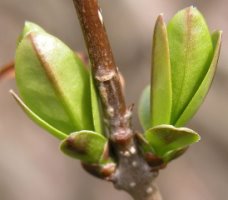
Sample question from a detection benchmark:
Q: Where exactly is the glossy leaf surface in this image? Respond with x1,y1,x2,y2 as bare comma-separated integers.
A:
60,131,107,164
16,29,93,134
175,31,222,126
168,7,213,125
151,14,172,126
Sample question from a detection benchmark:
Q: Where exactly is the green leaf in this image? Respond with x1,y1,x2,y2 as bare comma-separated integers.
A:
138,85,151,130
90,71,104,135
15,29,93,134
175,31,222,126
151,14,172,126
144,125,200,159
60,131,108,164
10,90,67,140
167,7,213,125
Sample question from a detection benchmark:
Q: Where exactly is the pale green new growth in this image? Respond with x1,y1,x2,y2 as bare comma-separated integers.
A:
14,22,105,138
60,131,108,164
138,7,221,161
10,90,67,140
139,7,221,130
151,14,172,127
168,7,214,125
13,22,106,165
11,7,221,170
144,125,200,162
175,30,222,126
16,32,92,133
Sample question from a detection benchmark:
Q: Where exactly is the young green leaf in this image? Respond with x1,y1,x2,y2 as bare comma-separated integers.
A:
138,85,151,130
60,131,108,164
144,125,200,159
15,30,93,134
90,71,104,135
151,14,172,127
10,90,67,140
167,7,213,125
175,31,222,126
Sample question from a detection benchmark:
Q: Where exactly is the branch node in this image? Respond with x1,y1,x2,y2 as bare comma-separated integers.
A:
94,67,115,82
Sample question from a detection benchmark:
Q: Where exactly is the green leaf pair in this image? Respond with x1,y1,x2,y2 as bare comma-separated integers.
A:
12,22,108,164
139,7,222,129
138,7,222,162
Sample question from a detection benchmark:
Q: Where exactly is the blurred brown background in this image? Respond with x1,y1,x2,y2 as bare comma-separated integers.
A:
0,0,228,200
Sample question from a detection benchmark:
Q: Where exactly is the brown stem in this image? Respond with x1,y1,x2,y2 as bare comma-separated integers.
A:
72,0,128,138
72,1,162,199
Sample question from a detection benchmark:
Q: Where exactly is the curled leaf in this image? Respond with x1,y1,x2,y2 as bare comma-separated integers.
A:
144,125,200,162
60,131,108,164
15,24,93,134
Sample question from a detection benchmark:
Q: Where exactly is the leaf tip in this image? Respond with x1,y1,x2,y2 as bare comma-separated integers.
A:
217,30,223,39
9,89,19,101
182,5,201,18
187,5,197,11
189,5,197,9
158,13,164,18
156,13,165,26
9,89,14,94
